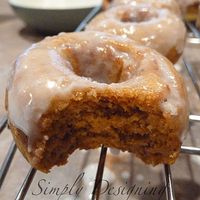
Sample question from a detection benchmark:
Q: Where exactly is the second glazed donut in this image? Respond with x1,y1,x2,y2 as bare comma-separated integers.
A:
103,0,181,16
87,4,186,63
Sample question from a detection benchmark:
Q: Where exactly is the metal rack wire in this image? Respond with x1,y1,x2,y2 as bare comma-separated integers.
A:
0,6,200,200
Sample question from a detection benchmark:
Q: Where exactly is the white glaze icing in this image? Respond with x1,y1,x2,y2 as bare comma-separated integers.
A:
86,4,186,58
7,31,188,143
109,0,181,15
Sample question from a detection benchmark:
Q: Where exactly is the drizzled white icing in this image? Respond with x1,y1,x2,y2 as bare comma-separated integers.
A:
86,4,186,59
7,31,188,141
109,0,181,15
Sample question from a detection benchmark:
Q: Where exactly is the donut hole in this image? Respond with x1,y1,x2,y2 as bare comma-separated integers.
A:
120,8,158,23
77,62,123,84
70,46,130,84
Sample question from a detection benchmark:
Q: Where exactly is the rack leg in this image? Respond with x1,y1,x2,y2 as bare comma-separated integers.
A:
164,164,176,200
0,141,16,189
91,145,107,200
15,167,36,200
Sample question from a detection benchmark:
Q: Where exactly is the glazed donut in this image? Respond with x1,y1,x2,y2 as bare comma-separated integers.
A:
176,0,200,21
103,0,181,16
7,31,188,172
86,4,186,63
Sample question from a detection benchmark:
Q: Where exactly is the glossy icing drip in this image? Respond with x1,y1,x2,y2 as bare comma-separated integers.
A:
109,0,181,15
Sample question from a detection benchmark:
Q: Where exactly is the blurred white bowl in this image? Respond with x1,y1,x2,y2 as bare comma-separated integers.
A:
9,0,102,34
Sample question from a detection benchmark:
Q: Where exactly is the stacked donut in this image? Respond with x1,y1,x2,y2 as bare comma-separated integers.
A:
89,0,186,63
104,0,200,22
7,0,189,172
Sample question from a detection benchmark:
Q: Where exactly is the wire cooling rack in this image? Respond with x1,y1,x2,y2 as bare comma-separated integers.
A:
1,6,200,200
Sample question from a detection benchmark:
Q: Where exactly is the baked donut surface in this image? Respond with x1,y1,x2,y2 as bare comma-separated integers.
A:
86,4,186,63
103,0,181,15
7,31,188,172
